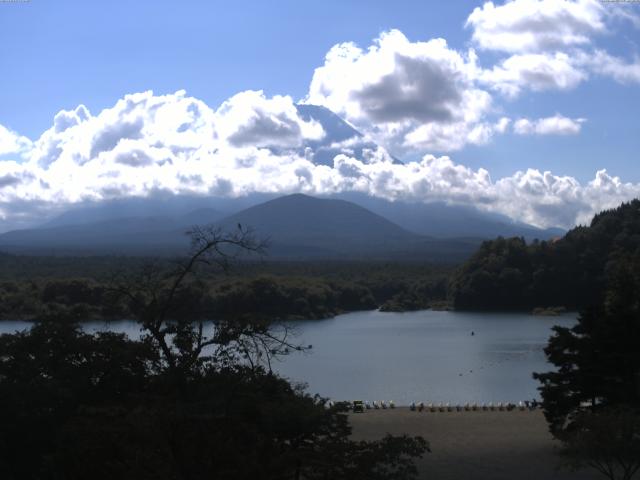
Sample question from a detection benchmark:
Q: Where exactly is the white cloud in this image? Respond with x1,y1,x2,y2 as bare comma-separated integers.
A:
493,168,640,227
0,90,635,232
576,49,640,84
217,90,324,148
466,0,640,94
466,0,606,53
479,52,587,97
494,117,511,133
305,30,495,153
0,124,32,157
513,114,585,135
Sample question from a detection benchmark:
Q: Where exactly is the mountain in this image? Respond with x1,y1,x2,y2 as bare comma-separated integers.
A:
0,203,230,255
0,194,481,261
38,195,243,230
215,193,422,258
32,192,562,244
334,193,564,240
0,216,187,255
0,105,563,243
293,104,403,166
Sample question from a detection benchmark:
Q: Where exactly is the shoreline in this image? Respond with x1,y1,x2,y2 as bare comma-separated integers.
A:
349,408,600,480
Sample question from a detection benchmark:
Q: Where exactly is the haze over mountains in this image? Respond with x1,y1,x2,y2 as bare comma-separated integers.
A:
0,193,562,261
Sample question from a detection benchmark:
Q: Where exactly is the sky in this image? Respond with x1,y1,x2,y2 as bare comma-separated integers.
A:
0,0,639,231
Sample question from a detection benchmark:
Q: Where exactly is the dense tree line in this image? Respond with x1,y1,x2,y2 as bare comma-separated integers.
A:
449,199,640,311
0,264,451,322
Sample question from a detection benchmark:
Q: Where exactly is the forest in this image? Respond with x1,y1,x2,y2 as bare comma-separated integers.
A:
449,200,640,311
0,256,451,322
3,200,640,322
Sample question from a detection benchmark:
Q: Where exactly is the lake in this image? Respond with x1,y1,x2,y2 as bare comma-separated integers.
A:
0,309,575,405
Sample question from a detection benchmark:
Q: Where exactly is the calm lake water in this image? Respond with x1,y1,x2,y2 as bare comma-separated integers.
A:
0,310,576,405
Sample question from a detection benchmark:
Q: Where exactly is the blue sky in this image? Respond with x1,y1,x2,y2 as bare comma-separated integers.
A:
2,1,473,135
0,0,639,230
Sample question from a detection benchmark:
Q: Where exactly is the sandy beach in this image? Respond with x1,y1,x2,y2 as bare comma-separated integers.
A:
350,408,600,480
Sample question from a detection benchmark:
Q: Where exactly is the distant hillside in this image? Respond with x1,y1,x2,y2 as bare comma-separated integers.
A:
336,193,564,240
0,194,481,262
1,190,568,262
216,194,418,256
449,199,640,310
215,194,482,261
38,195,242,230
0,216,188,255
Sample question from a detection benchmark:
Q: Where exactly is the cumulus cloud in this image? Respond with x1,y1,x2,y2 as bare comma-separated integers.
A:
465,0,640,97
218,90,324,148
479,52,587,97
576,50,640,84
493,168,640,228
466,0,606,53
305,30,495,153
513,115,585,135
0,89,636,232
0,124,32,157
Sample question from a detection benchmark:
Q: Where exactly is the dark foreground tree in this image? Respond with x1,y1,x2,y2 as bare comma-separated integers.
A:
0,225,428,479
560,407,640,480
534,254,640,479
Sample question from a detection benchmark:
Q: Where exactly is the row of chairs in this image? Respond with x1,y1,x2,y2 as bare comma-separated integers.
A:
367,400,395,410
410,401,538,412
326,400,395,411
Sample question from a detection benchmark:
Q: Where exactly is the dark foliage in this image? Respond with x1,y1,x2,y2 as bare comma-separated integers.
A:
0,321,158,479
534,253,640,479
0,260,452,322
534,253,640,433
450,199,640,310
560,407,640,480
0,227,429,479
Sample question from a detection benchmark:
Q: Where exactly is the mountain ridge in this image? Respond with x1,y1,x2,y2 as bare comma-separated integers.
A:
0,194,483,261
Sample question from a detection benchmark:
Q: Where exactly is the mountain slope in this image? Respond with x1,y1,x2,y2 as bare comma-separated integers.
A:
294,104,403,166
0,217,187,255
215,193,422,257
336,193,564,240
0,194,481,261
215,194,482,261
